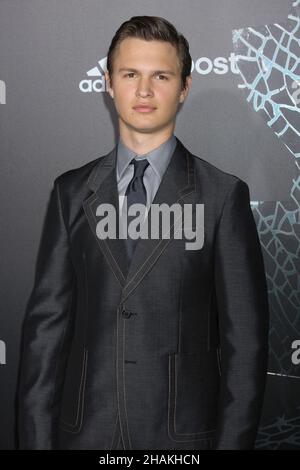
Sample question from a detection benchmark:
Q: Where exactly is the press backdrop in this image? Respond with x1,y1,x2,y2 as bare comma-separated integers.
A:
0,0,299,450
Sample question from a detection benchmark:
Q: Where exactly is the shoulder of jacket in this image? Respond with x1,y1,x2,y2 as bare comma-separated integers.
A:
189,151,249,191
52,152,107,188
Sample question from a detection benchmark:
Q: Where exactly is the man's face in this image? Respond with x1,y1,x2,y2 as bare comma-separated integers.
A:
105,37,192,135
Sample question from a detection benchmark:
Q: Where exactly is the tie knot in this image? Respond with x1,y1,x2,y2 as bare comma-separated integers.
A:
131,158,150,178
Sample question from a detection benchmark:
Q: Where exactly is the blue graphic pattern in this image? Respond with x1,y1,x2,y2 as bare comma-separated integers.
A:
232,0,300,448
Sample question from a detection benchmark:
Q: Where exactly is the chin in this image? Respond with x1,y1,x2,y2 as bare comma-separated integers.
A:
125,121,161,133
131,126,158,133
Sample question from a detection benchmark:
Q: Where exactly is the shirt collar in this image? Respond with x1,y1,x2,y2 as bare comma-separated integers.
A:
116,134,177,182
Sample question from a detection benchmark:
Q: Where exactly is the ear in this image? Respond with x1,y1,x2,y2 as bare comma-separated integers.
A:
179,75,192,103
105,72,114,99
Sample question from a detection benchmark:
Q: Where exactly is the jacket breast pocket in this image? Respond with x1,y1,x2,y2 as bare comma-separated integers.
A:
59,347,88,434
168,351,219,442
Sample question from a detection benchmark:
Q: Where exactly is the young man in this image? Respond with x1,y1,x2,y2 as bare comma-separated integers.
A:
17,16,269,450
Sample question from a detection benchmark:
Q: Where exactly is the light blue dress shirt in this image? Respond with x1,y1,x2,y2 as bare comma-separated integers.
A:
116,134,177,241
116,134,177,214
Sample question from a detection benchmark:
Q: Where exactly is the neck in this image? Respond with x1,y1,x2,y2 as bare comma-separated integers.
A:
119,126,175,155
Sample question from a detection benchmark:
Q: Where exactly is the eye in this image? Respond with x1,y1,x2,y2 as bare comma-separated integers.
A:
156,75,168,80
124,72,135,78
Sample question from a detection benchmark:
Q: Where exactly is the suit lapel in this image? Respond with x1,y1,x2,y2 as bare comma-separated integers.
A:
82,137,197,298
83,146,129,287
122,137,197,301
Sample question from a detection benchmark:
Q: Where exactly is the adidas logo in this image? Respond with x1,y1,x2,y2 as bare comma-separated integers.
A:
79,57,108,93
0,80,6,104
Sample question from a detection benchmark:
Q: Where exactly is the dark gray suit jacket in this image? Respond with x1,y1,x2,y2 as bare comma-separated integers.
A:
17,137,269,450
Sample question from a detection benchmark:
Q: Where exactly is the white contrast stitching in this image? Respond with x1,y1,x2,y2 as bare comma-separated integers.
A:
60,348,88,433
122,318,132,448
167,354,216,442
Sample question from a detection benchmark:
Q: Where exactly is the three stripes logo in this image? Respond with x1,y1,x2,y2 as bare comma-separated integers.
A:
79,57,108,93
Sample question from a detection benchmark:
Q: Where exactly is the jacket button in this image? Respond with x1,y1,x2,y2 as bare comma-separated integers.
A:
121,310,136,319
121,310,131,319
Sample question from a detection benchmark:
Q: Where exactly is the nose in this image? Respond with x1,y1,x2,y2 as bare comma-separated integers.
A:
135,76,154,98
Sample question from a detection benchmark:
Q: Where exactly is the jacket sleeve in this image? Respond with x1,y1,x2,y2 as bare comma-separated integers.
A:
17,177,76,449
214,179,269,449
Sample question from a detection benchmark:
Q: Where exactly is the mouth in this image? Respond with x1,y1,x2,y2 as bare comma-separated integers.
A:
133,106,156,113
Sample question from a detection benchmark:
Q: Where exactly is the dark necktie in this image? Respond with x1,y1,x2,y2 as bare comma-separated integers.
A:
124,158,150,261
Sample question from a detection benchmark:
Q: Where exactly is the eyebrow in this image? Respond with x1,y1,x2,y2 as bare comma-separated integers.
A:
118,67,176,76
